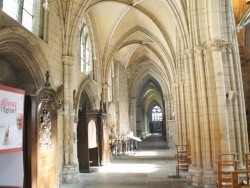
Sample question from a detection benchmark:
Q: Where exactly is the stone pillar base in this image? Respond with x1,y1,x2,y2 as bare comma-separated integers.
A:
62,163,79,184
187,165,203,187
203,167,217,188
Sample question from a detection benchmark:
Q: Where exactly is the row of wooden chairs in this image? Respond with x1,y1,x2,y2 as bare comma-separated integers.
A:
175,141,191,176
217,153,250,188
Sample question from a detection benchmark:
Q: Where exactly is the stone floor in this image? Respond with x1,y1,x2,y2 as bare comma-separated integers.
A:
61,134,193,188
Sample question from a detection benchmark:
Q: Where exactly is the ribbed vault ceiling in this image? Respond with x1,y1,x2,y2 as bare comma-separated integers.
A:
81,0,184,111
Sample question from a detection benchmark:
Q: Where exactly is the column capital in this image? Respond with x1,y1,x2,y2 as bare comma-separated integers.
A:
62,56,76,66
194,44,205,54
163,95,172,101
102,83,109,89
184,49,194,57
205,39,227,51
173,81,185,87
226,42,234,53
131,98,137,103
42,2,50,12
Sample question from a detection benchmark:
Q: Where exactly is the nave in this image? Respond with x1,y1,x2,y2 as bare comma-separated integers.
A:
61,134,192,188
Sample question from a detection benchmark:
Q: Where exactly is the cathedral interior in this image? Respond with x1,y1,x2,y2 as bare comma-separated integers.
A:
1,0,250,187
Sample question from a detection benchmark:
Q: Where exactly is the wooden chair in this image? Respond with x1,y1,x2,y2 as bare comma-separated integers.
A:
231,170,250,188
176,144,189,176
186,140,191,165
242,153,250,186
216,153,238,188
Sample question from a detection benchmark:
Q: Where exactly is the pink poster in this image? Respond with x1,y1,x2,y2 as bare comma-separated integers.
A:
0,85,25,154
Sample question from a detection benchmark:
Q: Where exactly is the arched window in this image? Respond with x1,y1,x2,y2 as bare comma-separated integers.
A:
79,25,92,74
1,0,42,36
152,106,162,121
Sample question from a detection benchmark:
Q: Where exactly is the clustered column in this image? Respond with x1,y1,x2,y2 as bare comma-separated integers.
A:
62,56,79,183
185,49,203,186
206,40,230,155
130,98,137,135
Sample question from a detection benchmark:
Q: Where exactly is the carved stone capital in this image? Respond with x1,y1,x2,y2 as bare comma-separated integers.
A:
194,44,205,54
42,1,50,12
102,83,109,90
226,42,234,53
206,39,227,51
163,95,172,101
184,49,194,57
131,98,137,104
62,56,76,66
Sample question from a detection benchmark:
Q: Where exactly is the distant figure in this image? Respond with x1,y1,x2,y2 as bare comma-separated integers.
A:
4,112,23,146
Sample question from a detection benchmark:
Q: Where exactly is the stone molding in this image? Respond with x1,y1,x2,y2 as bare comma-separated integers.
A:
184,49,194,57
205,39,227,51
163,95,172,101
194,44,205,54
102,83,109,89
131,98,136,103
42,1,50,12
173,81,185,87
62,56,76,66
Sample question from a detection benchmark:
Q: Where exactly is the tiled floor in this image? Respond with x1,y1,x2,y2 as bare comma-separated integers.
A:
61,134,193,188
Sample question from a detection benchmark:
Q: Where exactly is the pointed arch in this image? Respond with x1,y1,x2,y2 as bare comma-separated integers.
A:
75,77,99,114
0,27,50,92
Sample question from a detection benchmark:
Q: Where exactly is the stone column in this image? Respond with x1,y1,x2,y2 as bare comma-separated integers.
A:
206,39,230,155
180,82,187,144
175,81,187,145
188,49,202,166
174,83,181,144
226,44,242,162
42,0,50,42
163,95,170,146
231,18,249,157
102,83,109,104
185,49,203,187
231,44,249,155
195,45,216,186
62,56,79,183
130,98,137,135
184,50,196,164
136,104,141,136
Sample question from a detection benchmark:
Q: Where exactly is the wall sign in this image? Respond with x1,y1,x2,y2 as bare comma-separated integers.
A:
0,85,25,154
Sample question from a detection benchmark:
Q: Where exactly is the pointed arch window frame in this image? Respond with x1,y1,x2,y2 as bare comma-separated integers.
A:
152,105,162,122
79,24,92,75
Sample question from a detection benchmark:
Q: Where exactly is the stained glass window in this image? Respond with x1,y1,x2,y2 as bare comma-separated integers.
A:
152,106,162,121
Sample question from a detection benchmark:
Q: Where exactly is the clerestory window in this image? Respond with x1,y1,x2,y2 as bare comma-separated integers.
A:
0,0,41,36
79,25,92,74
